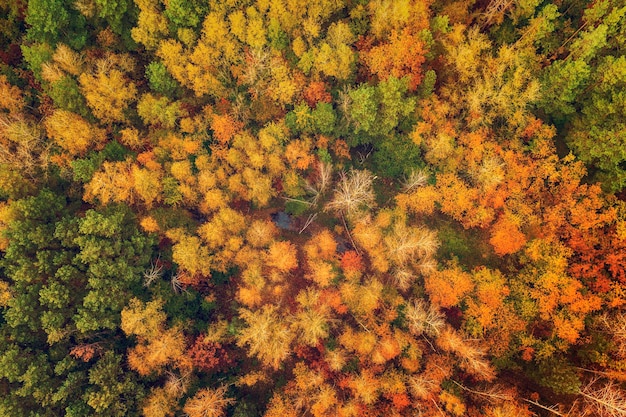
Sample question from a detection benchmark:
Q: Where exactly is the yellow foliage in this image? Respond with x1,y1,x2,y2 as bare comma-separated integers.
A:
246,219,278,248
140,216,160,233
142,387,178,417
236,370,269,387
292,308,329,346
237,306,294,369
170,233,213,276
307,261,335,287
0,281,12,307
119,128,146,150
121,297,166,340
325,348,347,371
264,395,298,417
85,161,135,205
79,59,137,123
132,7,169,50
339,328,376,356
304,230,337,261
132,165,162,208
439,391,466,416
350,370,379,405
52,43,83,76
395,185,438,215
183,386,233,417
199,208,246,249
44,110,106,157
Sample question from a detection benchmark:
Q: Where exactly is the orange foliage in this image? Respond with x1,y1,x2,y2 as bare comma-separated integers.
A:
425,265,474,308
266,241,298,272
390,393,410,410
69,343,102,362
285,139,315,170
188,338,233,373
136,151,162,172
0,74,24,114
362,28,426,91
303,81,332,107
127,327,186,376
340,250,363,273
332,139,351,159
321,289,348,314
489,215,527,256
305,230,337,261
210,112,242,144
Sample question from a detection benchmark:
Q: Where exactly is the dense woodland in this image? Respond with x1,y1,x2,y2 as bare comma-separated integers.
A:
1,0,626,416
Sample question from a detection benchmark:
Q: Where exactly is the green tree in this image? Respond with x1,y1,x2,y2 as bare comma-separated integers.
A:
164,0,206,28
25,0,87,48
146,61,179,97
0,190,153,415
537,0,626,190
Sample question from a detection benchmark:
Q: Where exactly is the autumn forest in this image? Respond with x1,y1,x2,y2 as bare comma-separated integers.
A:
1,0,626,415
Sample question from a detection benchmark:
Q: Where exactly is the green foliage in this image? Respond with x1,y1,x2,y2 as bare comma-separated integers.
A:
83,351,144,416
311,102,337,135
285,199,309,216
25,0,86,48
0,190,151,416
343,77,416,145
286,102,337,136
529,356,581,394
71,141,132,183
268,18,289,50
137,93,183,129
372,133,422,178
48,76,90,117
25,0,70,44
540,60,591,120
536,0,626,190
146,61,179,97
346,84,378,139
417,69,436,98
3,1,626,415
95,0,132,35
20,42,53,82
165,0,206,28
0,0,24,47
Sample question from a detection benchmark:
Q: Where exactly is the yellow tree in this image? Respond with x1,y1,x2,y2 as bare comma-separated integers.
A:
237,305,294,369
44,110,107,157
79,54,138,123
84,160,135,205
183,386,233,417
121,298,187,377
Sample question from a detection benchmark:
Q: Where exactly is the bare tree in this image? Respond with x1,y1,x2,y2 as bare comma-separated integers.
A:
304,161,333,205
325,169,376,218
580,379,626,417
402,169,430,192
143,256,163,287
405,299,445,337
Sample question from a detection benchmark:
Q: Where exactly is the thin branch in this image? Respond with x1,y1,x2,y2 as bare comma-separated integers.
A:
451,380,512,402
299,213,317,234
523,398,567,416
282,196,314,206
340,212,360,255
